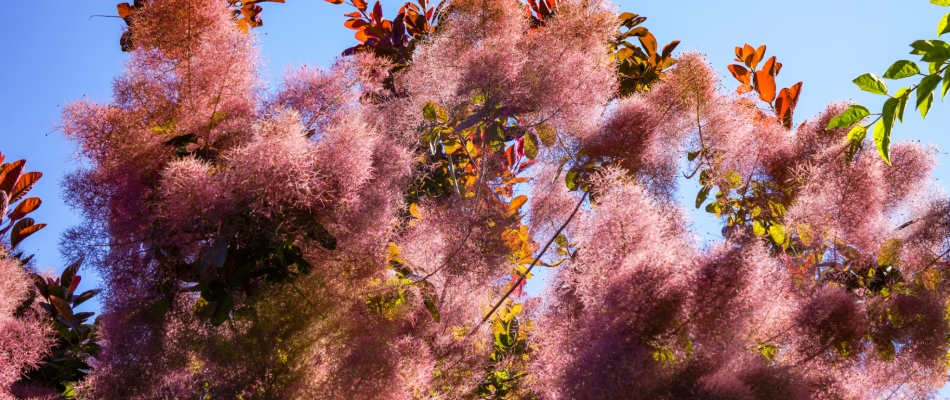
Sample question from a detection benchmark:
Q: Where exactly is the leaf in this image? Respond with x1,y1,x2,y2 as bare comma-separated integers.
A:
943,67,950,100
853,73,889,95
753,220,766,236
49,296,75,327
211,294,234,326
775,82,803,128
409,203,422,219
695,186,711,209
727,64,751,85
940,12,950,36
0,160,25,195
60,258,82,293
921,92,935,119
11,218,45,248
827,105,870,130
9,197,40,221
325,0,345,4
846,125,869,161
917,74,942,112
922,46,950,63
565,170,580,191
71,289,100,308
883,60,921,79
661,40,680,59
933,0,950,5
768,223,786,245
508,195,528,216
353,0,368,12
873,119,891,165
536,123,556,146
637,32,657,56
755,70,776,103
442,137,461,154
523,132,538,159
422,101,448,123
9,172,41,204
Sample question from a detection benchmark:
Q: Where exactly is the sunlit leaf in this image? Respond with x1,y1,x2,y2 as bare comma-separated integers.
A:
9,197,40,221
853,73,888,95
508,195,528,216
827,105,870,130
755,70,776,103
882,60,921,79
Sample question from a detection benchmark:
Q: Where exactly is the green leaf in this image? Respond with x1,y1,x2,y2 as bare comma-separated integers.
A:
687,150,701,161
917,74,943,112
873,119,892,165
939,12,950,36
420,282,440,323
565,170,580,191
921,92,935,119
535,123,556,146
695,186,711,209
211,294,234,326
943,67,950,99
923,46,950,63
523,133,538,159
853,73,888,95
883,60,920,79
895,89,909,123
846,125,868,161
826,105,870,129
933,0,950,5
422,101,448,123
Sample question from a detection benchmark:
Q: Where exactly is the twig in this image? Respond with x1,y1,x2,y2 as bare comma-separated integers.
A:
471,190,588,334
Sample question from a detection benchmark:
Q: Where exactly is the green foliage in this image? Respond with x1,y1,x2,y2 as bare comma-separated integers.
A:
19,259,101,395
831,2,950,163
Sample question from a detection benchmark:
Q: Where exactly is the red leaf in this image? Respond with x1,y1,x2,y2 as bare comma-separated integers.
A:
344,18,368,30
372,1,383,22
0,160,25,195
9,197,41,221
9,172,40,204
353,0,368,11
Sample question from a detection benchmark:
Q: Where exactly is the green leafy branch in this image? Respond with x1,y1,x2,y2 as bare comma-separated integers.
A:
828,0,950,164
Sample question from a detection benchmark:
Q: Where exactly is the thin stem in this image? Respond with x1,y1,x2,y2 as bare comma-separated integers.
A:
472,191,588,333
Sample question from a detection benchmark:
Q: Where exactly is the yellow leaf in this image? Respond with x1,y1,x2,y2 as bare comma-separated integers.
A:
409,203,422,219
508,195,528,216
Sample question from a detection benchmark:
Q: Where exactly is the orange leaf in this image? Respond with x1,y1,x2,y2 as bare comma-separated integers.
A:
742,44,755,68
755,70,776,104
353,0,368,12
734,46,743,62
727,64,750,85
355,26,371,42
236,18,250,34
9,172,40,204
9,198,40,221
508,195,528,216
0,160,25,195
326,0,345,4
774,61,783,77
752,45,766,70
775,82,803,128
344,18,368,30
344,11,362,17
761,56,777,77
661,40,680,59
117,3,134,18
638,32,657,57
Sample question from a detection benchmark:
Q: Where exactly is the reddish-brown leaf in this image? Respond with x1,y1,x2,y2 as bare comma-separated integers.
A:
10,218,45,249
49,296,75,325
775,82,803,128
638,32,658,57
344,11,362,17
755,70,776,103
0,160,25,195
661,40,680,59
727,64,751,85
326,0,346,4
353,0,368,12
117,3,135,18
372,1,382,22
344,18,368,30
68,275,81,296
9,172,41,204
9,198,41,221
355,26,372,42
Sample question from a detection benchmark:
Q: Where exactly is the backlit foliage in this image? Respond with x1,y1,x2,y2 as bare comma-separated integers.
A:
4,0,950,399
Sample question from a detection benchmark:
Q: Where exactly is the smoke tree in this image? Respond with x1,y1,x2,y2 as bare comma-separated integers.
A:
4,0,950,398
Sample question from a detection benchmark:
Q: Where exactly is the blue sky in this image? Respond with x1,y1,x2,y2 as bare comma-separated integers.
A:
3,0,950,393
